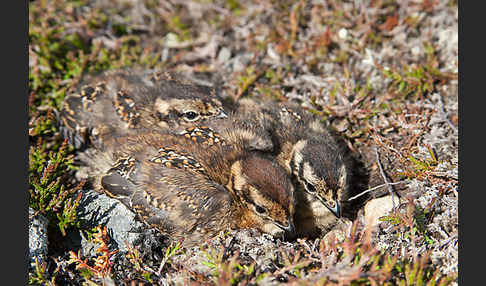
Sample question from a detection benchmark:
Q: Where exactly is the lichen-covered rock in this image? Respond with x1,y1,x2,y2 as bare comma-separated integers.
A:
29,208,49,269
76,189,161,255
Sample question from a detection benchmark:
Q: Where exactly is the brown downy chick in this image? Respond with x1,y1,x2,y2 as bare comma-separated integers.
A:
78,131,296,246
58,68,227,150
230,98,353,238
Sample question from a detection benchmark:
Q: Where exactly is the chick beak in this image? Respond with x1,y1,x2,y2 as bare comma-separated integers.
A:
276,220,295,240
217,110,228,119
321,198,341,218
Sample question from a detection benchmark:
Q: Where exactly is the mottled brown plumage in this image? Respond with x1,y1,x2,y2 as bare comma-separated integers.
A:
59,68,227,150
78,130,296,246
229,98,353,238
58,67,355,240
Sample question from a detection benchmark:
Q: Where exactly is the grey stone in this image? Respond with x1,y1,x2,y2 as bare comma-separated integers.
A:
29,207,49,269
217,47,232,64
76,189,159,254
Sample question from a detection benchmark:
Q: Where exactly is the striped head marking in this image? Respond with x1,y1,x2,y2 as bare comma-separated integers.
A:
153,97,227,128
290,140,349,218
228,155,296,239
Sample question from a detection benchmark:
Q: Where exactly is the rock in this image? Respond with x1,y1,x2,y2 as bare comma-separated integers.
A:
364,195,400,230
217,47,232,63
76,189,161,255
29,208,49,269
321,219,353,249
338,28,348,40
164,32,181,48
266,44,281,62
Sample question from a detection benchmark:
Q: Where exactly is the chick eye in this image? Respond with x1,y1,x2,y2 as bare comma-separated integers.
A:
254,204,266,214
183,111,199,121
304,181,316,193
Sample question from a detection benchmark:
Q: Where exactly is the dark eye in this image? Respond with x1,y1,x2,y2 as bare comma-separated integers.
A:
183,111,199,121
254,204,266,214
304,181,316,193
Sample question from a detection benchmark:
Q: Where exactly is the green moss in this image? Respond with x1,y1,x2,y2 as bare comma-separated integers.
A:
381,44,455,100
